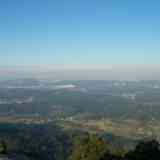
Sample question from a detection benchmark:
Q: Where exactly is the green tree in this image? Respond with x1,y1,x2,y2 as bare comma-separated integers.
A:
125,140,160,160
0,140,7,154
70,134,108,160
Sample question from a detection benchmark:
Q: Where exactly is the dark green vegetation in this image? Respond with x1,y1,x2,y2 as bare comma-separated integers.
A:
0,123,72,160
1,79,160,159
0,124,160,160
70,135,160,160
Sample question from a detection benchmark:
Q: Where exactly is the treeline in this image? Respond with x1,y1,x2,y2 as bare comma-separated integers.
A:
0,124,160,160
0,123,72,160
70,134,160,160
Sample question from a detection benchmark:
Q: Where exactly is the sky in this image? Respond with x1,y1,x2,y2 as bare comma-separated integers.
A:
0,0,160,79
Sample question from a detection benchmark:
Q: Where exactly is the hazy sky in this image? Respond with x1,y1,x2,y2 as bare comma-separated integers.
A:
0,0,160,79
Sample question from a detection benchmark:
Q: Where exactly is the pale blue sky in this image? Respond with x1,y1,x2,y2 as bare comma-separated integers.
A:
0,0,160,79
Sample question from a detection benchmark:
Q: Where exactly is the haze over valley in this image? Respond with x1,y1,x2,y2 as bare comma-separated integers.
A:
1,78,160,141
